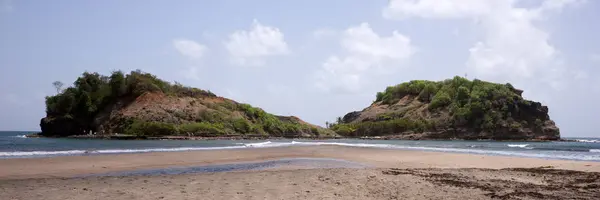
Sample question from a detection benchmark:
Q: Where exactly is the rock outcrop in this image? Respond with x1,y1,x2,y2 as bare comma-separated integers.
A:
39,71,334,138
331,77,560,140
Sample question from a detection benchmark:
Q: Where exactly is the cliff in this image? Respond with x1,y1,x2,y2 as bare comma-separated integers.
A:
40,70,335,138
330,77,560,140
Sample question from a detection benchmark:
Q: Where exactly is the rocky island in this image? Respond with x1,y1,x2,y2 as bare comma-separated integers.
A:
330,76,560,140
39,72,559,141
39,70,335,138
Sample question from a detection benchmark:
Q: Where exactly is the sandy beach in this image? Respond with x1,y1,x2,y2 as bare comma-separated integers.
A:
1,146,599,199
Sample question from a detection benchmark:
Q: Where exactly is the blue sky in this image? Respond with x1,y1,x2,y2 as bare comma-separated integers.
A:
1,0,599,137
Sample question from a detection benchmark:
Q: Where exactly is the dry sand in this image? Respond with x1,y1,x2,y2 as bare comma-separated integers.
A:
1,146,599,200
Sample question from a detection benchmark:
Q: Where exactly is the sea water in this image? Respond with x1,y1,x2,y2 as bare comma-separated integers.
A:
1,131,599,161
83,158,369,177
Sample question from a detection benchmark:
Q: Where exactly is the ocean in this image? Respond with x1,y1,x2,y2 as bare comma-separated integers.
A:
1,131,599,161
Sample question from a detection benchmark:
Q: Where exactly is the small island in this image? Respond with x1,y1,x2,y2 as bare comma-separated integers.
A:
38,72,559,141
39,70,336,139
329,76,560,140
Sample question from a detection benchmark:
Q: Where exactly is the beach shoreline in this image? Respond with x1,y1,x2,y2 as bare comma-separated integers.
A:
1,146,599,200
1,146,599,180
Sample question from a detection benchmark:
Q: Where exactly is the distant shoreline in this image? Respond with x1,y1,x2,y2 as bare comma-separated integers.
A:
25,133,572,142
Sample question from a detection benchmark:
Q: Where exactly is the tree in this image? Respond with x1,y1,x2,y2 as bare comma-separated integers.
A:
109,70,126,97
52,81,64,94
336,117,343,124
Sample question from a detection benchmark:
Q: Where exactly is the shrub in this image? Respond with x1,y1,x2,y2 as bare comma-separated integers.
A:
429,92,451,110
331,124,356,136
232,118,252,133
179,122,226,136
125,121,179,136
334,76,536,136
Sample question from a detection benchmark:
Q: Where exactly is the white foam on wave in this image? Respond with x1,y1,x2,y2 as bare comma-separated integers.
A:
0,146,246,158
576,139,600,143
286,141,600,161
252,141,600,161
11,135,27,138
0,150,87,157
3,140,600,161
243,141,272,147
507,144,529,148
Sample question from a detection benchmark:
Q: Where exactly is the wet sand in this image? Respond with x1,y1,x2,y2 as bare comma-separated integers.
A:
1,146,599,199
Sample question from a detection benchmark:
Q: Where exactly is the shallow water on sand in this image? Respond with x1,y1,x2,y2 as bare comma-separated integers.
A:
83,158,369,177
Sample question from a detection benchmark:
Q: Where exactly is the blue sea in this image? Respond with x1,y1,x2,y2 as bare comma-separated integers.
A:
1,131,599,161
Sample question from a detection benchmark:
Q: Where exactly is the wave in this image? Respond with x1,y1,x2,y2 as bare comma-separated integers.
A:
11,135,27,138
0,146,245,157
0,150,88,157
292,141,600,161
2,141,600,161
576,139,600,143
507,144,529,148
275,141,600,161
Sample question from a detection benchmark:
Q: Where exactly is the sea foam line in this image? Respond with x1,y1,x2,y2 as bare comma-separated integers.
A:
576,139,600,143
2,141,600,161
244,141,600,161
507,144,529,148
0,146,246,157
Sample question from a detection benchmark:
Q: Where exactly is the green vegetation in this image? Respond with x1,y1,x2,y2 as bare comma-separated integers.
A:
44,70,215,135
333,76,548,137
42,70,334,137
115,102,330,137
330,118,436,137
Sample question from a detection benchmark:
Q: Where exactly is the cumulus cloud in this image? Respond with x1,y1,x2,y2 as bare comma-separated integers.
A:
383,0,495,19
172,39,208,80
172,39,207,60
224,19,289,66
314,23,415,92
383,0,579,87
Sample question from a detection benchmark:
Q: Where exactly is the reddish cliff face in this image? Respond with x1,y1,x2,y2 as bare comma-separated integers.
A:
42,92,335,137
40,71,335,138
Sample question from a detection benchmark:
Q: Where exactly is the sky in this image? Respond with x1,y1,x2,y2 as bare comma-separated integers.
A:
0,0,599,137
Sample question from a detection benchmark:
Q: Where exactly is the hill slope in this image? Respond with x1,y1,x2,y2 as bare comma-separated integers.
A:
330,76,559,140
40,70,335,138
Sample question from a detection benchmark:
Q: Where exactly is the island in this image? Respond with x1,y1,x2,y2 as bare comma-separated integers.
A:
38,72,559,141
329,76,560,140
38,70,336,139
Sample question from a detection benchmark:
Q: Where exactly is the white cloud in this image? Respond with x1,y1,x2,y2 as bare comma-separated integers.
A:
224,19,289,66
383,0,579,86
314,23,415,92
172,39,207,60
172,39,208,80
383,0,496,19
